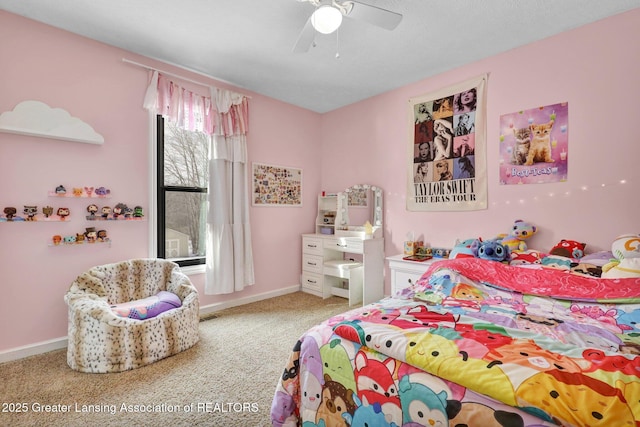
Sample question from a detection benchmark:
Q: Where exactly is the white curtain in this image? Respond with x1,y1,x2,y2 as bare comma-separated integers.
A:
143,72,254,294
205,88,254,294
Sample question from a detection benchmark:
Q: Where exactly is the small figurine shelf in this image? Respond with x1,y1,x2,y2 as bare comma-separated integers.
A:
1,206,71,222
49,239,112,248
48,185,112,198
85,216,145,221
49,227,111,247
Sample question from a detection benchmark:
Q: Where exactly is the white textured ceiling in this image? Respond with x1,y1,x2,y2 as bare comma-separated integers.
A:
1,0,639,113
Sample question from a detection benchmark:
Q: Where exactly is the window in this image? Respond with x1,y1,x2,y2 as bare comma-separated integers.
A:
157,115,209,267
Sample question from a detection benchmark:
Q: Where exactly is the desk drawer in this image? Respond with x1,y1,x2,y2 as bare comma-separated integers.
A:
324,237,363,253
302,236,324,255
301,271,323,293
302,253,324,274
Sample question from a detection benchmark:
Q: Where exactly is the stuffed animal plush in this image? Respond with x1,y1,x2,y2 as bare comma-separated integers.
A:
611,234,640,260
602,258,640,278
510,250,543,266
581,251,615,267
541,254,573,271
549,239,586,259
475,239,510,263
498,220,537,252
570,262,603,278
602,234,640,279
449,238,480,259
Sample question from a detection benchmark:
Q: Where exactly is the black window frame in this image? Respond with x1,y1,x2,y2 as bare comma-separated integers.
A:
156,115,207,268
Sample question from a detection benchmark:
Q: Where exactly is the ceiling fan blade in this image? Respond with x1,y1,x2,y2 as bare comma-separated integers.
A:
346,1,402,30
293,16,316,53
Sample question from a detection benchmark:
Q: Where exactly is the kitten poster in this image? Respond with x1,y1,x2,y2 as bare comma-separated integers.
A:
499,102,568,185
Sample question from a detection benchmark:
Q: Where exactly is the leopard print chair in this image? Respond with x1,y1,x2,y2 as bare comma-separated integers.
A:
65,259,199,373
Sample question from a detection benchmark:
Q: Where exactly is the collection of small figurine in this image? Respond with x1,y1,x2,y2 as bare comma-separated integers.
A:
1,185,144,222
86,202,144,221
50,185,111,198
1,204,144,221
52,227,110,246
1,205,71,222
2,185,143,247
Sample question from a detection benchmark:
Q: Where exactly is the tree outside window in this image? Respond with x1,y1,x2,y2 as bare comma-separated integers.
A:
158,116,208,266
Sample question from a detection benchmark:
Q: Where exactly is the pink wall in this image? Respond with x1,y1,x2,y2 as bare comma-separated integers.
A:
320,9,639,261
1,9,639,357
0,11,322,354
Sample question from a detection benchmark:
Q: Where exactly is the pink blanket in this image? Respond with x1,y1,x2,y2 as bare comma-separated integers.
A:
421,257,640,302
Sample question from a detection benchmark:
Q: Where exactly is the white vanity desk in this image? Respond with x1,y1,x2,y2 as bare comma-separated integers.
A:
301,184,384,306
301,233,384,306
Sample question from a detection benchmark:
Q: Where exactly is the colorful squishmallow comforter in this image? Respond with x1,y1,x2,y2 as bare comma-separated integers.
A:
271,258,640,427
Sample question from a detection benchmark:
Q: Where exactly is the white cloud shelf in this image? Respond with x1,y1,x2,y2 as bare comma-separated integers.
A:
0,100,104,145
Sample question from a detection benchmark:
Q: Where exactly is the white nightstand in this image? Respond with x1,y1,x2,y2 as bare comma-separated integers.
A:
386,254,437,295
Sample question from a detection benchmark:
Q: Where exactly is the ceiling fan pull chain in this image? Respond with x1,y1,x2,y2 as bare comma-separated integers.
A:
335,28,340,58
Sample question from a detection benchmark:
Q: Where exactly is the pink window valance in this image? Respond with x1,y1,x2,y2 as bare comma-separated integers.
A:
214,88,249,137
143,71,249,136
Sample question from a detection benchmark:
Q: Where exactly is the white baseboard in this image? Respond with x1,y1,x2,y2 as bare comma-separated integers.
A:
0,285,301,365
0,337,68,365
198,285,300,317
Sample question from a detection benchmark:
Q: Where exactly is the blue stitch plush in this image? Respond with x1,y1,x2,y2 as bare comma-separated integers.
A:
475,239,511,263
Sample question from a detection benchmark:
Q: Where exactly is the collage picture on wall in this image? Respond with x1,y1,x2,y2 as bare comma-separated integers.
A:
252,162,302,206
407,74,487,211
347,187,368,207
499,102,569,185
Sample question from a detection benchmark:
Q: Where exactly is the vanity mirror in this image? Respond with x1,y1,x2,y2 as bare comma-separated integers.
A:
335,184,383,238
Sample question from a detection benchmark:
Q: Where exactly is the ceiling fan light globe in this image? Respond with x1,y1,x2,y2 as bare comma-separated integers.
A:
311,5,343,34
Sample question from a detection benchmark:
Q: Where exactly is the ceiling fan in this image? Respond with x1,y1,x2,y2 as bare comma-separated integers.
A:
293,0,403,53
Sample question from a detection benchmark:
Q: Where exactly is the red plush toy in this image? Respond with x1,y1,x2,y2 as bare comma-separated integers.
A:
549,239,586,259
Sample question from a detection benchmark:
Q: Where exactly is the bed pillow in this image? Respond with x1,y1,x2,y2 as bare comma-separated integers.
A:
110,291,182,320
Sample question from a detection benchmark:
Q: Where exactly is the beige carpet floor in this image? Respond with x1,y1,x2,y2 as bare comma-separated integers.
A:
0,292,350,427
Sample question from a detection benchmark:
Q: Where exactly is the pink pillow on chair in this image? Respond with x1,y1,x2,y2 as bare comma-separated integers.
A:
110,291,182,320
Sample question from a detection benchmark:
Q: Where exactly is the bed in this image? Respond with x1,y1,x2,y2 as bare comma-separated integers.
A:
270,257,640,427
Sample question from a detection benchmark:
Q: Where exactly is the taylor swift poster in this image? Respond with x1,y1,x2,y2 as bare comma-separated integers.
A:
407,74,488,211
499,102,569,185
